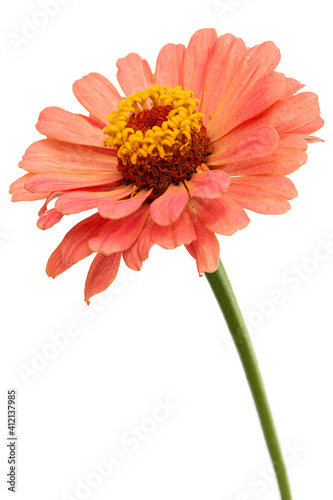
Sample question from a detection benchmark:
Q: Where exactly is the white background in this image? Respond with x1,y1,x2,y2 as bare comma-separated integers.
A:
1,0,332,499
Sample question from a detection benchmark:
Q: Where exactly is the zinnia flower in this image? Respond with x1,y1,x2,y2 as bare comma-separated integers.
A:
10,28,323,303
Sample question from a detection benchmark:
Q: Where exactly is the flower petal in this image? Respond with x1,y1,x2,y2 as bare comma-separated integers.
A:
55,185,132,215
278,92,323,134
220,134,308,176
9,174,49,201
117,53,155,96
98,188,152,219
207,41,282,138
123,218,155,271
36,107,106,146
183,28,218,104
46,244,73,278
208,72,285,140
280,78,305,100
60,213,107,266
228,175,297,214
37,208,63,230
208,126,280,166
200,34,246,120
155,43,186,87
185,170,230,198
20,139,117,174
89,205,150,254
24,171,122,193
185,206,220,275
192,196,250,236
151,208,196,249
84,252,121,304
73,73,122,124
149,183,189,226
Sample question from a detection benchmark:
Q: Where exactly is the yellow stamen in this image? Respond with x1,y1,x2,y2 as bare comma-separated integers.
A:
103,85,203,165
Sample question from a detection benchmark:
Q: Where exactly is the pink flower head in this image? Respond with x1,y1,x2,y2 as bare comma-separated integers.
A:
10,29,324,303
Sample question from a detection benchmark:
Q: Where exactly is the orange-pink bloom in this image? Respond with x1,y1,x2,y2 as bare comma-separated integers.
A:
10,29,324,303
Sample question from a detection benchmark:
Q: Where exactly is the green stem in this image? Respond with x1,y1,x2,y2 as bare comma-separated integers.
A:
205,258,292,500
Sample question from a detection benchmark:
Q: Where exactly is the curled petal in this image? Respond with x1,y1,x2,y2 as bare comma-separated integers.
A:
98,188,152,220
61,213,106,266
89,205,150,255
55,185,132,215
192,196,250,236
151,208,196,249
185,206,220,275
84,252,121,304
185,170,230,199
123,218,155,271
37,208,63,230
150,183,189,226
46,245,73,278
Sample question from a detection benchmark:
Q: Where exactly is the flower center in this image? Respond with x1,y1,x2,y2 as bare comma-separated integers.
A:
103,85,212,199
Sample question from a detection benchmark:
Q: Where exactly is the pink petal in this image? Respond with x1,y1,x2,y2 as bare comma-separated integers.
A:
200,34,246,120
116,53,155,96
286,115,325,136
278,92,322,134
73,73,122,124
280,77,305,100
155,43,186,87
10,174,49,201
208,126,279,166
207,71,285,140
185,170,230,198
220,134,308,176
98,188,152,219
207,41,282,138
37,209,63,230
123,218,155,271
185,206,220,275
55,185,132,215
183,28,218,103
36,107,106,147
228,176,297,214
84,252,121,304
20,139,118,174
61,213,107,266
89,205,150,254
149,183,189,226
192,196,250,236
46,244,72,279
24,171,122,193
151,208,196,249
